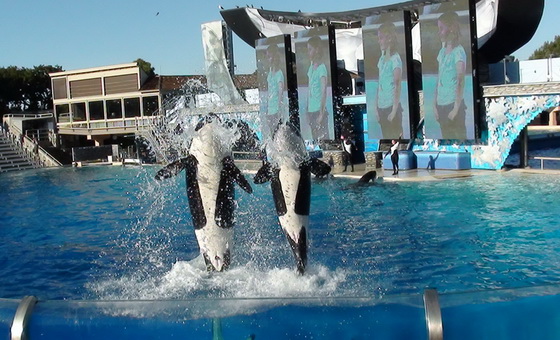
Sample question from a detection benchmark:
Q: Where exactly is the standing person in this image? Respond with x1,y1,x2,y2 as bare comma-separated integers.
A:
386,138,401,175
375,21,403,138
263,44,286,139
341,136,354,172
434,11,467,139
32,136,39,155
306,36,329,141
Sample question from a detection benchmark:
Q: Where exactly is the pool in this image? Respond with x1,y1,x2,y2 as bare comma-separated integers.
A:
1,167,560,338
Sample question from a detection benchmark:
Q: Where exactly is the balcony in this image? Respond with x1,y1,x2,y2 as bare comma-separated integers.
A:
57,116,157,135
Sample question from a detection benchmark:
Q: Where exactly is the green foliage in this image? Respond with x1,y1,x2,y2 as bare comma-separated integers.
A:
0,65,63,115
529,35,560,60
135,58,155,77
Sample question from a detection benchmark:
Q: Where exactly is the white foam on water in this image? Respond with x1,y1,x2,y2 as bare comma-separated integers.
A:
90,255,347,301
88,256,349,319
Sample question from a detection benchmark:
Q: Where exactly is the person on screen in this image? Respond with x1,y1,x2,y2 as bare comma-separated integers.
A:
375,22,403,139
434,11,467,139
306,36,329,141
263,44,286,139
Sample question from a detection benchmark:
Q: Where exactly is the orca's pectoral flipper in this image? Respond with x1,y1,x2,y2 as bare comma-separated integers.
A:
222,156,253,194
308,158,331,178
254,161,273,184
155,157,191,180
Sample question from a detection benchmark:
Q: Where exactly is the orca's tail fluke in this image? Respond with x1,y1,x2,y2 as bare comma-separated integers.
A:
286,227,308,275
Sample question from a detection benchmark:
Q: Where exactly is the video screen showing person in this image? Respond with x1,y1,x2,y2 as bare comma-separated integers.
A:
362,11,412,140
294,27,336,143
420,0,476,140
255,35,292,142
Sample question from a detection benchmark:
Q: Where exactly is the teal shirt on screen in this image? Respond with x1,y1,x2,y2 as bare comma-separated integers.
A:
436,45,466,106
307,63,328,112
377,52,402,109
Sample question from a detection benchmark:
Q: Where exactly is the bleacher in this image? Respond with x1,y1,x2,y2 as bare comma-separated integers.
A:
0,130,38,173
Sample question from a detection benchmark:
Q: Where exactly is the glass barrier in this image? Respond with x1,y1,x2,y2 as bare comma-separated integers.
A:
439,285,560,339
15,296,425,340
2,285,560,339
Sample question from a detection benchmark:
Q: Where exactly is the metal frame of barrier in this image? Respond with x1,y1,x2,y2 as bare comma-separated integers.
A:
10,296,37,340
424,288,444,340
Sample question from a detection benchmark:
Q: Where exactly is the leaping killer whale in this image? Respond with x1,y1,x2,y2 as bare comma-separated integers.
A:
254,122,331,274
155,115,254,272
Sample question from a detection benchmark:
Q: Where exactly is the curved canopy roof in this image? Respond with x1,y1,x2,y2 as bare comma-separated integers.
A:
220,0,544,63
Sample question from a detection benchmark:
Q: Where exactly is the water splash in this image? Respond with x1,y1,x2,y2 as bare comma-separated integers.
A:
139,78,261,164
89,256,347,301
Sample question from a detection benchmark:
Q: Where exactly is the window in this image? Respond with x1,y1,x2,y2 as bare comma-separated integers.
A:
89,101,104,120
52,78,68,100
105,74,138,95
69,78,102,98
71,103,86,121
106,99,122,119
56,104,70,123
142,96,159,116
124,98,141,118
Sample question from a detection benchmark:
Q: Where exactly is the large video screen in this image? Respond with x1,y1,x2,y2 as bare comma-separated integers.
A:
420,0,476,140
294,26,336,142
255,35,294,142
362,11,412,140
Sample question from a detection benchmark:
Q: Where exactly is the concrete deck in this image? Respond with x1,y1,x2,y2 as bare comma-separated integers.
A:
114,159,560,182
327,163,560,182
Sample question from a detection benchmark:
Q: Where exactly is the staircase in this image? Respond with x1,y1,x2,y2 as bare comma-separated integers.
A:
0,131,38,173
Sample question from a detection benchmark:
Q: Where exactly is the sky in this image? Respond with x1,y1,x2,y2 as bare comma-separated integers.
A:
0,0,558,76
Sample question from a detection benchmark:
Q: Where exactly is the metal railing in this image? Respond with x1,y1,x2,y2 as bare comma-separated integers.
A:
57,116,156,135
532,156,560,170
4,112,53,120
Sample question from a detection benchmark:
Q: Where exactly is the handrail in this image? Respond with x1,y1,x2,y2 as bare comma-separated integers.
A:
532,156,560,170
4,112,53,119
58,116,157,132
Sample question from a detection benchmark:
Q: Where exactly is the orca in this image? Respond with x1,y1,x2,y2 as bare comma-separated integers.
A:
155,115,254,272
254,122,331,274
357,170,377,184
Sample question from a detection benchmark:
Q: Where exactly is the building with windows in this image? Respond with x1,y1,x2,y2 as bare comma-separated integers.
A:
49,62,162,150
47,61,258,163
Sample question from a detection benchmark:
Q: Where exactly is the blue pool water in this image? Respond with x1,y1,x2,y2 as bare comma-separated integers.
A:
1,166,560,303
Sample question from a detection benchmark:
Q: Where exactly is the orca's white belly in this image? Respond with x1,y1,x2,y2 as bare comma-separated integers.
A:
277,166,308,243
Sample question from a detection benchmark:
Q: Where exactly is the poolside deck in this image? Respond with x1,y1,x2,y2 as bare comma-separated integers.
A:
329,164,560,182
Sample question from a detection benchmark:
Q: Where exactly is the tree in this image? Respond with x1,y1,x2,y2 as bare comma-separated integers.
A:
0,65,63,116
529,35,560,60
135,58,155,77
